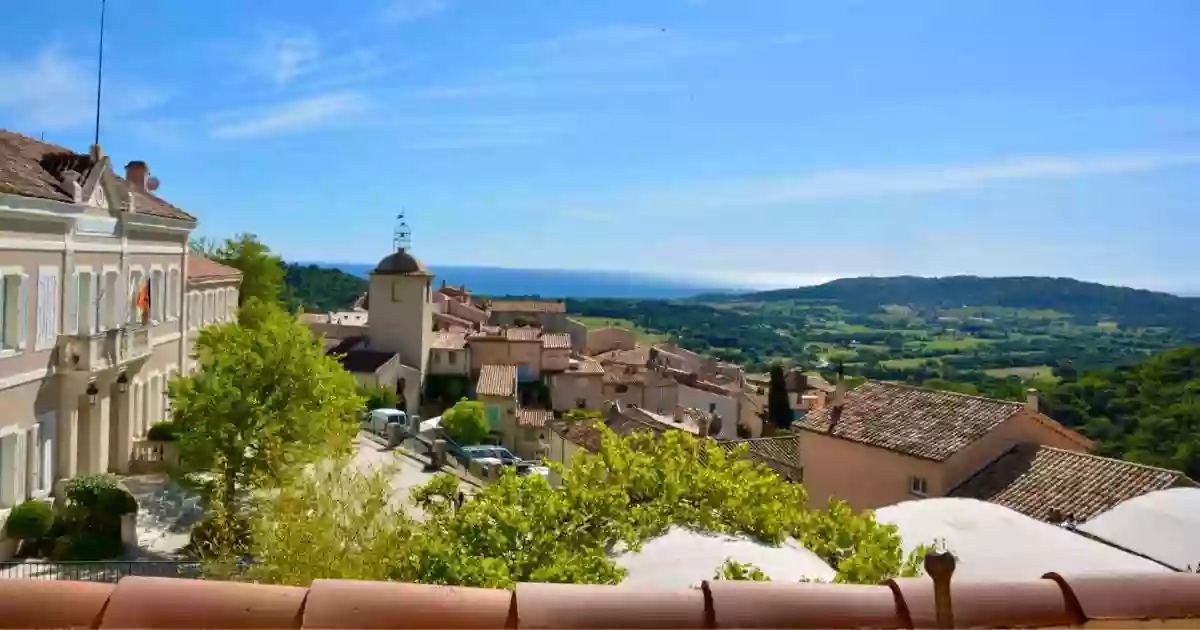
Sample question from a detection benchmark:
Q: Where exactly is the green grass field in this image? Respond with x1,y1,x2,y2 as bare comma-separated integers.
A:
922,336,994,351
983,365,1058,380
881,357,936,369
570,316,670,343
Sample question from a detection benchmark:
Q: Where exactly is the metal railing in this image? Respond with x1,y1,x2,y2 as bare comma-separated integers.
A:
0,560,202,582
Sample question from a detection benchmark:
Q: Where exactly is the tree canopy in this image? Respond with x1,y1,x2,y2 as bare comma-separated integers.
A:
441,399,490,445
208,234,286,308
239,425,927,588
767,364,791,430
168,300,361,512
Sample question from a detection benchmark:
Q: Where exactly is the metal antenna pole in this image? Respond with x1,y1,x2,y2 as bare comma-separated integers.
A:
93,0,107,147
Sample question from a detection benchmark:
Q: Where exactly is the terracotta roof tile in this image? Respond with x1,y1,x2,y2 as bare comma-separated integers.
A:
100,576,307,629
488,299,566,313
515,582,705,629
565,358,605,374
541,332,571,349
477,364,517,397
886,577,1081,629
797,381,1028,461
0,579,114,629
304,579,515,629
949,443,1196,522
505,327,542,342
432,331,468,350
549,411,664,452
436,311,475,329
705,580,904,629
187,254,242,281
518,408,553,428
0,130,196,221
1045,572,1200,621
718,436,803,482
5,571,1200,628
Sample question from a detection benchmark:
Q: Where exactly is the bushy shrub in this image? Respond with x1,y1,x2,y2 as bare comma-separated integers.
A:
64,474,137,525
359,384,397,411
53,532,124,561
4,500,55,541
147,421,180,442
188,513,252,557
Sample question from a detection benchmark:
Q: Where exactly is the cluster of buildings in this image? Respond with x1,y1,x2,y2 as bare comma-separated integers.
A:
306,231,1197,533
0,130,242,557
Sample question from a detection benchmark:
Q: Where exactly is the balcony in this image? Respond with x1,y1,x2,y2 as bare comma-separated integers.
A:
57,326,153,374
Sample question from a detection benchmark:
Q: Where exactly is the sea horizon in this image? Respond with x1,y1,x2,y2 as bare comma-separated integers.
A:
304,262,768,300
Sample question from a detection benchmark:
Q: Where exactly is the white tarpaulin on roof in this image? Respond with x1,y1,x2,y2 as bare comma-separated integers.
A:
1078,487,1200,571
613,527,836,588
875,498,1169,580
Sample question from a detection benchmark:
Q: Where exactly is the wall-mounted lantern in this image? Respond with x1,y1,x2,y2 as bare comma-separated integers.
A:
117,373,129,394
86,383,99,406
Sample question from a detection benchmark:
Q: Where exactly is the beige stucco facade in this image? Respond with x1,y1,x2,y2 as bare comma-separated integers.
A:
797,409,1092,511
479,393,518,448
550,371,604,412
0,153,240,559
469,339,541,379
429,347,469,376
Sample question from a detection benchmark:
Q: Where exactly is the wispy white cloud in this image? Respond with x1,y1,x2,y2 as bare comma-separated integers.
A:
380,0,454,24
652,152,1200,210
246,31,322,87
209,92,368,140
0,45,166,131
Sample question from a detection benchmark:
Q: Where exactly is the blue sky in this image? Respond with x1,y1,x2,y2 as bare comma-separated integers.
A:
2,0,1198,293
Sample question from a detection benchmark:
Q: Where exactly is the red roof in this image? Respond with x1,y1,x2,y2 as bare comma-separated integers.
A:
187,254,242,281
2,572,1199,628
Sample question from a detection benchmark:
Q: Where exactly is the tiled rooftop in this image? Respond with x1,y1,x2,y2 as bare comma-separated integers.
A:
186,254,242,281
505,327,542,342
518,408,553,428
476,364,517,397
332,348,397,374
488,299,566,313
595,345,653,366
0,129,196,222
541,332,571,349
718,435,803,482
565,358,606,374
431,331,468,350
797,381,1084,461
949,443,1197,522
3,572,1200,628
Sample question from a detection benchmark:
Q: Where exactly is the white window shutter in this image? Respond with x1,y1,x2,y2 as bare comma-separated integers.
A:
17,274,28,350
67,271,79,335
90,273,100,333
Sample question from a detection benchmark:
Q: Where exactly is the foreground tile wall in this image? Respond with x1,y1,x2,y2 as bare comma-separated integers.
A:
1,573,1199,629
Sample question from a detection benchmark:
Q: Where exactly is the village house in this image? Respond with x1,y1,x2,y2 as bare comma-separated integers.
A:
792,380,1196,518
0,131,241,558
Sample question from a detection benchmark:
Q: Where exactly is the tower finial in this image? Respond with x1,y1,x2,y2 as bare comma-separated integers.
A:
393,211,411,252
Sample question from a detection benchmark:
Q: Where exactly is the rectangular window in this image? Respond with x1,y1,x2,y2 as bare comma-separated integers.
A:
0,273,25,352
35,266,59,351
127,269,145,325
909,476,929,497
102,269,120,330
151,268,165,323
448,351,457,365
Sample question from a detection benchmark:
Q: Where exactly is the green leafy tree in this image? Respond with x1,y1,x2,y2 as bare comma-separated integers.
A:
714,558,771,581
767,364,792,430
242,424,929,587
168,300,361,516
441,399,490,445
211,233,286,307
359,384,398,411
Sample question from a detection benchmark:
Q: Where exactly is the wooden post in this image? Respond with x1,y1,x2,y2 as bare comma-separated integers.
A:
924,550,957,629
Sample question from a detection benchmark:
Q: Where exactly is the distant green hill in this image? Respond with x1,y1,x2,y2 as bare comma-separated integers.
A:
709,276,1200,334
282,263,367,313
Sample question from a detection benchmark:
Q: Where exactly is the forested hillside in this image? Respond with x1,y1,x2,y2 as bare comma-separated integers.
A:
1041,345,1200,478
715,276,1200,333
282,263,368,313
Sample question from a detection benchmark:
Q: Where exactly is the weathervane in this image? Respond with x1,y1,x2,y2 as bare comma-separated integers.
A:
393,211,412,252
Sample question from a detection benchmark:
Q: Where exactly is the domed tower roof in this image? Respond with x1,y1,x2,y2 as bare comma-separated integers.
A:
373,249,431,276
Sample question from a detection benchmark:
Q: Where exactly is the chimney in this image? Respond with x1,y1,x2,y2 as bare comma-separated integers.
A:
673,404,684,424
60,170,82,202
1025,388,1039,413
125,160,149,192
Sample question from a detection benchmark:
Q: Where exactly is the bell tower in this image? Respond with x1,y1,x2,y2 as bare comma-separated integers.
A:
367,211,433,412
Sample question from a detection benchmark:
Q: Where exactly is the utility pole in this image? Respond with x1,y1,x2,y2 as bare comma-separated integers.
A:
93,0,107,147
